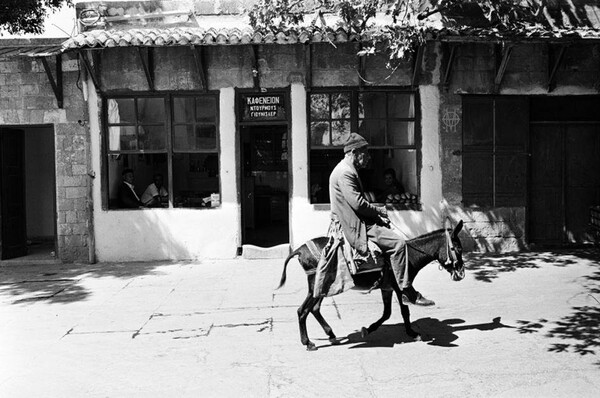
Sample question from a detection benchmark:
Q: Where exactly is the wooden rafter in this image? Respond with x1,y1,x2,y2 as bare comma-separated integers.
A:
304,44,312,90
78,50,101,93
191,45,207,92
442,43,458,90
548,44,568,92
40,54,63,108
357,44,367,88
137,47,154,91
412,45,424,88
251,45,260,89
494,44,513,93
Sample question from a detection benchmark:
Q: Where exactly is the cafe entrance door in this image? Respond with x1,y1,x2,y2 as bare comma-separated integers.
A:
240,125,289,247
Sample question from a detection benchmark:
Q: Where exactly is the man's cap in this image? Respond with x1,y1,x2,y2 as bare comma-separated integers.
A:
343,133,369,153
122,168,134,176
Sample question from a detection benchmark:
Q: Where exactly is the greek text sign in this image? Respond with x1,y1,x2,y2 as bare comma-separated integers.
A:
240,94,286,121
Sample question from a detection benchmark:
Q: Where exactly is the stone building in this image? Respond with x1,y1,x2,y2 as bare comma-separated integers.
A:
0,0,599,263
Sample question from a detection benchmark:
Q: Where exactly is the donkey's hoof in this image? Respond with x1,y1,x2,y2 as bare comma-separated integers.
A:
361,327,369,338
411,333,422,342
329,337,340,345
306,342,317,351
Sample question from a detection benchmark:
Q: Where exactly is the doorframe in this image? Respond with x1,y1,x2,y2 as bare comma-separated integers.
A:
0,124,57,260
234,87,291,250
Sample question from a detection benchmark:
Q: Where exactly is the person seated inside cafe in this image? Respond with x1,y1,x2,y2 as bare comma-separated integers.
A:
118,168,143,208
141,173,169,208
377,168,405,203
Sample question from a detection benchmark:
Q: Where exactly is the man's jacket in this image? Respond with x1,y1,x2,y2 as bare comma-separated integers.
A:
329,157,386,255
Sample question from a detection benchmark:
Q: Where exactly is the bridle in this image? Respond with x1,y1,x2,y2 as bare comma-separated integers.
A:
441,220,465,281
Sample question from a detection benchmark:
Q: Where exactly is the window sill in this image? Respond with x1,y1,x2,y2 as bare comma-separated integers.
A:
311,203,422,212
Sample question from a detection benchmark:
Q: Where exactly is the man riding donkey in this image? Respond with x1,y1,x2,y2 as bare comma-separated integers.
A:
313,132,434,306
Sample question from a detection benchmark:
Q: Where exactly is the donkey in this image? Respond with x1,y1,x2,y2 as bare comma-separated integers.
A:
278,220,465,351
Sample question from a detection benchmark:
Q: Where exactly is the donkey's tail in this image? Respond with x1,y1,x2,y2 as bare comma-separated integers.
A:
277,247,301,289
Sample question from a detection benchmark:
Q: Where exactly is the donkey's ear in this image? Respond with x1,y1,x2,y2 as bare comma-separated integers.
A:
452,220,463,238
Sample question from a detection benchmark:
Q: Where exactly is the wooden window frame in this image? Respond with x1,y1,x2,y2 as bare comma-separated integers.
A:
307,87,421,208
102,91,220,210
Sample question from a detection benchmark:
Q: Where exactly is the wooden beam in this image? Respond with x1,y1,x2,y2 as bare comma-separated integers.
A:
548,44,567,92
412,45,424,88
442,43,458,90
191,46,207,92
78,50,101,93
251,45,260,89
304,44,312,91
357,43,366,88
494,44,513,93
137,47,154,91
40,55,63,108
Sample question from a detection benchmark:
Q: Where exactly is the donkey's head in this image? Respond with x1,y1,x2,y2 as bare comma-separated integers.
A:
439,220,465,282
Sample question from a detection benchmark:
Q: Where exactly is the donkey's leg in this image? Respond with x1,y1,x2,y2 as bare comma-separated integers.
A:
361,288,393,338
310,297,337,343
393,286,420,340
298,292,318,351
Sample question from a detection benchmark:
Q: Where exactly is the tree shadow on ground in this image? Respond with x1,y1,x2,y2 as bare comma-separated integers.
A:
465,247,600,283
0,261,177,305
516,268,600,367
316,316,513,350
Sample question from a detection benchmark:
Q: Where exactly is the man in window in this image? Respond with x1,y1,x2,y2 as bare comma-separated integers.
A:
141,173,168,208
118,168,143,209
329,133,434,306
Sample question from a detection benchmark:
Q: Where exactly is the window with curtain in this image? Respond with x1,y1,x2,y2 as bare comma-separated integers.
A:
309,89,420,209
104,93,219,209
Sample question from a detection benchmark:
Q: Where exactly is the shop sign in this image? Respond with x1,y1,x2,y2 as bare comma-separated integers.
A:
240,93,286,121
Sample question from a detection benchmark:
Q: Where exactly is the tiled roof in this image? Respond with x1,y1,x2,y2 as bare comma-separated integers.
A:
62,23,600,52
62,27,361,50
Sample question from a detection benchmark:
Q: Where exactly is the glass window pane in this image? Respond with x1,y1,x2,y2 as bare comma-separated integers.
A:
331,93,351,119
311,121,330,146
388,93,415,118
173,97,194,122
331,120,351,146
368,148,418,201
137,98,165,123
173,125,193,150
139,125,166,150
173,125,217,151
107,125,136,151
108,98,135,124
107,153,168,209
196,97,216,122
195,125,217,150
172,153,220,208
388,121,415,146
358,120,385,146
310,93,329,119
359,93,386,119
309,149,344,203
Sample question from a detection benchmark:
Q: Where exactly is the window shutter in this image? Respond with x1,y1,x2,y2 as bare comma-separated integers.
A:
462,96,493,206
463,152,493,207
494,97,528,206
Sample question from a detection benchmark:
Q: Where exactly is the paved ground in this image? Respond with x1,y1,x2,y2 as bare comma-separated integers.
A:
1,248,599,397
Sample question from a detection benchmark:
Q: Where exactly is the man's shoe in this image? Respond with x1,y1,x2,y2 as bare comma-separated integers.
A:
401,292,435,306
414,293,435,306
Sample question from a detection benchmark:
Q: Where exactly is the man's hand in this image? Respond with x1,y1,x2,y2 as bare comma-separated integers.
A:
378,206,390,227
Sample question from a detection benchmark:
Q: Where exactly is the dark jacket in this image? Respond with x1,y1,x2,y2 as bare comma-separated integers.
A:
329,157,386,255
117,182,142,208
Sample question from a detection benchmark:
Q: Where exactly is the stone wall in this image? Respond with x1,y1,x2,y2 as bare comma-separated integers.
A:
0,54,91,262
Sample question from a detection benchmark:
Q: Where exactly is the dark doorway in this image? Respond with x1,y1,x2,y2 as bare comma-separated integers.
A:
529,97,600,246
0,126,57,261
241,125,289,247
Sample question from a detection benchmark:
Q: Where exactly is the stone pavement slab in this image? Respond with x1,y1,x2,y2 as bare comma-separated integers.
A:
0,249,599,397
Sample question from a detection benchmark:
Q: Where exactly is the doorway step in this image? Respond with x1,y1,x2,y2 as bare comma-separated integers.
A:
241,243,290,259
